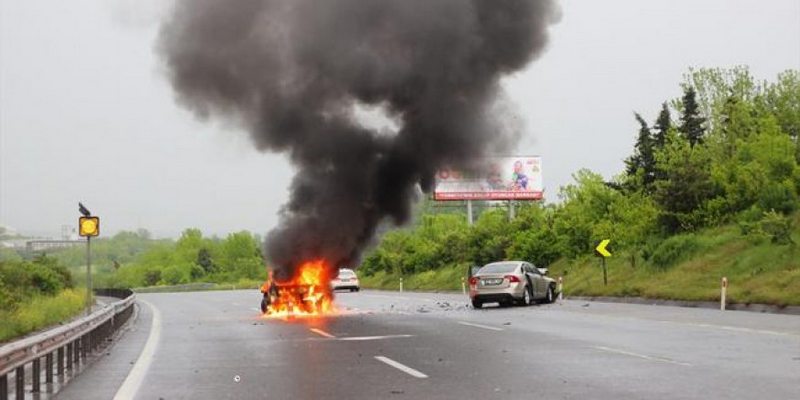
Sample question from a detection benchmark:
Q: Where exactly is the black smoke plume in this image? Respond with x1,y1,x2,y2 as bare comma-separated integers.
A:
158,0,559,279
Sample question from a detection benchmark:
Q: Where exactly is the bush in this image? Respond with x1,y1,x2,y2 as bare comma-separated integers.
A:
759,210,795,244
0,289,86,342
162,265,190,285
650,234,701,269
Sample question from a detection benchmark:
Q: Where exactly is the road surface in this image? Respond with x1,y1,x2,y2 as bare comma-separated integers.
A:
56,290,800,399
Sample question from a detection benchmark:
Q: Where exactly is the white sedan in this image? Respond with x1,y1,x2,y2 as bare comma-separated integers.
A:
331,268,360,292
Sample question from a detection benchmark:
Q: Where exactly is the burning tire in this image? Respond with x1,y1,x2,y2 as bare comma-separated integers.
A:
260,296,269,313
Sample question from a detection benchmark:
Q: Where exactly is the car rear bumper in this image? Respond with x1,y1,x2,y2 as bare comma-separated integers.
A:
472,293,517,303
470,282,525,300
332,284,359,290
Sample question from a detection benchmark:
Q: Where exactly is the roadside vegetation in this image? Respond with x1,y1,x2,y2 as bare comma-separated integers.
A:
37,229,266,289
359,67,800,306
0,255,86,342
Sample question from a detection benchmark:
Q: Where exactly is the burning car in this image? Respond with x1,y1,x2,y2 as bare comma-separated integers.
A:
260,260,335,317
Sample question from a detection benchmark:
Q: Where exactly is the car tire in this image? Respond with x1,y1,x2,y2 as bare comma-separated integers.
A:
545,286,555,304
521,286,532,306
260,297,269,314
471,299,483,309
355,287,360,292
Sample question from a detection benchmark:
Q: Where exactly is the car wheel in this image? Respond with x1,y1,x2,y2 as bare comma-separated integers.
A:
471,299,483,309
355,287,360,292
521,286,532,306
545,286,555,304
260,296,269,314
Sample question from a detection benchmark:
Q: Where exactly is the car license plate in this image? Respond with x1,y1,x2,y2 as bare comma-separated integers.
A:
482,278,502,286
341,279,350,282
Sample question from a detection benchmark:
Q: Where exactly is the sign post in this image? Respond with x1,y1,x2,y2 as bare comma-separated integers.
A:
78,203,100,316
594,239,612,286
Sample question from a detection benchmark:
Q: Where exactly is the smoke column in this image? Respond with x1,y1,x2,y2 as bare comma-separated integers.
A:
158,0,559,279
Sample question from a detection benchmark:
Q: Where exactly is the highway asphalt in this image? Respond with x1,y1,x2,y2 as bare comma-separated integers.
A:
56,290,800,399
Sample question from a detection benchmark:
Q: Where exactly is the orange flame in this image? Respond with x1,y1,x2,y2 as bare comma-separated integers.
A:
261,259,336,318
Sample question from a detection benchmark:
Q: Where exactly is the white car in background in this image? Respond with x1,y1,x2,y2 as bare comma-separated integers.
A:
331,268,360,292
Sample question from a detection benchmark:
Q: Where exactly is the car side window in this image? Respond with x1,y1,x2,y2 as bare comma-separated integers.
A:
528,264,539,275
522,264,532,274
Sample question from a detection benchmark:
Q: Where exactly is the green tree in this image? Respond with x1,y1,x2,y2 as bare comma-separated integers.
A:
679,87,707,147
654,133,718,232
625,113,657,191
653,102,672,150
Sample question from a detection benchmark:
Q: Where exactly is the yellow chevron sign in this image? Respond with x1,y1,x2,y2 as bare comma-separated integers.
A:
595,239,611,257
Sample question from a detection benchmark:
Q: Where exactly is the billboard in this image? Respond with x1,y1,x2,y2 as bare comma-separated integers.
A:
433,156,543,201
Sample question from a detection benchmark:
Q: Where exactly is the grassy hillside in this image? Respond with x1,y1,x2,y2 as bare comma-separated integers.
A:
361,214,800,306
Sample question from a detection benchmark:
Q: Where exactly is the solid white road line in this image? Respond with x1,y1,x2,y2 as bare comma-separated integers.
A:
309,328,336,338
457,321,504,331
374,356,429,378
113,299,162,400
593,346,692,367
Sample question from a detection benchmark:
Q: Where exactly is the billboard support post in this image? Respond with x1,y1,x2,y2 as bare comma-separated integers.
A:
508,201,515,221
466,200,473,225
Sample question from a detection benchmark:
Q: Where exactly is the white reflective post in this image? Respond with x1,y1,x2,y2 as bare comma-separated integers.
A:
557,276,563,301
720,277,728,311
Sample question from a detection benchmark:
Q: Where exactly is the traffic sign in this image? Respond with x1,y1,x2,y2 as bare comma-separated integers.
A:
595,239,611,257
79,216,100,237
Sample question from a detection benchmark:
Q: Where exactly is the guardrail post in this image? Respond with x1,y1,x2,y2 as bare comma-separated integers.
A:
57,347,65,375
46,353,53,384
1,374,7,400
15,367,23,400
32,358,41,393
73,339,80,365
66,343,72,369
82,334,88,359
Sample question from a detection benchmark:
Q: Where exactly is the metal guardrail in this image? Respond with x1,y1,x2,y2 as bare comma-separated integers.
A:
0,289,135,400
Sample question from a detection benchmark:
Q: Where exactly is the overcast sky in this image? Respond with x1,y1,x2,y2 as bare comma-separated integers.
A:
1,0,798,239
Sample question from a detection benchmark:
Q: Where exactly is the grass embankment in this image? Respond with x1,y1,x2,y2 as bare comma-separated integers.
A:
0,289,87,342
556,223,800,306
361,218,800,306
360,264,466,292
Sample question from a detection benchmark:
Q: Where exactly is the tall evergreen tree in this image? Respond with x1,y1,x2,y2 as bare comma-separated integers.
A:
625,113,656,190
653,102,672,149
678,87,706,147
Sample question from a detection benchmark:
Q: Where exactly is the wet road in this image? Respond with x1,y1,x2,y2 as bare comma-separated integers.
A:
56,290,800,399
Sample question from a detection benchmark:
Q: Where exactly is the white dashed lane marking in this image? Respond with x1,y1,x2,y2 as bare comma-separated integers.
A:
374,356,429,378
457,321,504,331
309,328,336,338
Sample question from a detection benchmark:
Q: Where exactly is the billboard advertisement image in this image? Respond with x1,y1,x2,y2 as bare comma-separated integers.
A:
434,156,543,201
